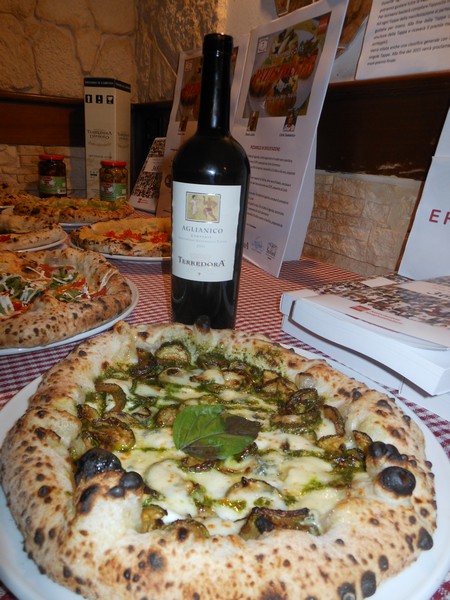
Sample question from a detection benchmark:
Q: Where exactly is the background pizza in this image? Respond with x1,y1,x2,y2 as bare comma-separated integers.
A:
70,216,171,257
10,195,134,224
0,213,66,251
0,247,133,348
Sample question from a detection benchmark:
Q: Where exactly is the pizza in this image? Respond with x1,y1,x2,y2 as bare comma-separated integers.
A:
0,320,436,599
0,247,133,348
0,182,36,206
11,195,134,223
70,217,171,257
0,213,66,251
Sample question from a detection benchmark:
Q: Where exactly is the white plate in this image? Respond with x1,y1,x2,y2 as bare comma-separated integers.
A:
69,240,170,262
0,280,139,356
60,222,93,231
0,349,449,600
101,252,170,263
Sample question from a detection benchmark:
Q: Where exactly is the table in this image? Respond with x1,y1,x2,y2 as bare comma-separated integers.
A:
1,256,449,600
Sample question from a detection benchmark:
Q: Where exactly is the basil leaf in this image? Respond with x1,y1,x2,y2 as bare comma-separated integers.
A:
173,405,260,460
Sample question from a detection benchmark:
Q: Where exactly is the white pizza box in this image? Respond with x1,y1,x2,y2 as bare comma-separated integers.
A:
280,288,450,403
84,78,131,198
280,312,450,422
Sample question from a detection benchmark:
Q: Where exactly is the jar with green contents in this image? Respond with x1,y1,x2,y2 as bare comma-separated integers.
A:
99,161,128,201
38,154,67,198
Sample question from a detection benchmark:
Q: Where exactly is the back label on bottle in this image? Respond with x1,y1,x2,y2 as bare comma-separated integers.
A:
172,182,241,282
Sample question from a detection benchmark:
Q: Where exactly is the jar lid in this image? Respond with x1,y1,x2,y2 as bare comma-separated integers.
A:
101,160,127,167
39,154,65,161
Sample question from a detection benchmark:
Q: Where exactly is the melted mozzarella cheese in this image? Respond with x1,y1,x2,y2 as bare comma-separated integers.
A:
295,487,345,516
256,430,320,452
91,351,365,537
144,459,198,517
280,456,334,495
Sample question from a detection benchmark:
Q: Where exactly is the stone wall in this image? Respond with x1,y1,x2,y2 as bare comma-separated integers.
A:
0,0,138,100
0,0,235,104
303,172,421,276
0,144,86,198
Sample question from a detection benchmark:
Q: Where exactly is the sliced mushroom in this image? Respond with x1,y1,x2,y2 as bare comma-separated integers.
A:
322,404,345,436
129,348,158,378
77,403,100,422
196,352,230,370
95,381,127,412
163,518,210,540
141,504,167,531
270,407,321,432
155,341,191,366
83,416,135,452
279,387,319,415
260,375,297,398
353,430,372,454
154,405,179,427
239,507,319,540
317,434,346,453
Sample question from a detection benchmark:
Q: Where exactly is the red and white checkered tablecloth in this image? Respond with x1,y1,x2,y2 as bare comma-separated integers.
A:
0,257,449,600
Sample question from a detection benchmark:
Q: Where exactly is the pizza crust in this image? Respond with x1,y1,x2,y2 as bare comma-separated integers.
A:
11,196,134,223
0,321,437,599
0,213,65,250
0,248,133,348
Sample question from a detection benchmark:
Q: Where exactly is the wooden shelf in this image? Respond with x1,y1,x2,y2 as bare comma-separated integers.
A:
317,71,450,180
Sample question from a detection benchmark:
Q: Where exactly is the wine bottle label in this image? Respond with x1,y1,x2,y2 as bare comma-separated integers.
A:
172,181,241,282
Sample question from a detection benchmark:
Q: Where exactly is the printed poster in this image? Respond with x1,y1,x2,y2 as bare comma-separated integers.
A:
399,108,450,280
129,137,165,213
356,0,450,79
232,0,348,276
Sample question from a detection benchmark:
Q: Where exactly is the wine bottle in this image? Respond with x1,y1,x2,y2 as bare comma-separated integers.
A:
171,33,250,329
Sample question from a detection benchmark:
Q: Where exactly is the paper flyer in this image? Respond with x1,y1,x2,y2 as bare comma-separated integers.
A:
232,0,348,276
156,36,250,217
356,0,450,80
129,137,166,213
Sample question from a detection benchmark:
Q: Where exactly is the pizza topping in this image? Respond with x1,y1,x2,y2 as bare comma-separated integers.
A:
67,340,388,537
0,261,116,316
173,405,261,460
103,229,169,244
239,506,319,540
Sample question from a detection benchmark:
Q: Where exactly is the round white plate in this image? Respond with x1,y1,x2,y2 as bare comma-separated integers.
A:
0,279,139,356
101,252,170,263
0,347,449,600
60,221,93,231
69,240,170,263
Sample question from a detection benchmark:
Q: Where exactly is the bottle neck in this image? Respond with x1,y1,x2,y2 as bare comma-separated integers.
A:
197,47,232,135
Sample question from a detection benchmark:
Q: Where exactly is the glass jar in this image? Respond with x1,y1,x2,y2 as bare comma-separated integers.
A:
38,154,67,198
99,161,128,201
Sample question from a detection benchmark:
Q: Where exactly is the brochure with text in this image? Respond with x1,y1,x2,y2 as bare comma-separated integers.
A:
300,275,450,348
